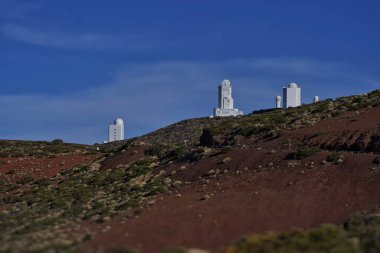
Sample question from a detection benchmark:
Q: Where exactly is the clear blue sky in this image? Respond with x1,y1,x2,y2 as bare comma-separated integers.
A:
1,0,379,144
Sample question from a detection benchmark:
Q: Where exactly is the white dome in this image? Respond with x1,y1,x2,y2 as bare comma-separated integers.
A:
289,83,298,88
114,118,124,125
221,79,231,86
276,96,281,100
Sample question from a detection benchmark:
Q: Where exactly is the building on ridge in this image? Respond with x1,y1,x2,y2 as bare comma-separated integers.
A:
213,79,243,117
108,118,124,142
283,83,301,108
314,96,319,103
275,96,282,109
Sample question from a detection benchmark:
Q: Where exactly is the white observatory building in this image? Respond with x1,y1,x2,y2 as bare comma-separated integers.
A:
275,96,282,109
314,96,320,103
214,79,243,117
108,118,125,142
283,83,301,108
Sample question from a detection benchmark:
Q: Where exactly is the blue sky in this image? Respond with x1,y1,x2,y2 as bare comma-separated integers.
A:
0,0,379,144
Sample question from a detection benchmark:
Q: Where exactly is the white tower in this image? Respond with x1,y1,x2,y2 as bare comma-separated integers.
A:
314,96,319,103
275,96,282,109
214,79,243,117
108,118,124,142
283,83,301,108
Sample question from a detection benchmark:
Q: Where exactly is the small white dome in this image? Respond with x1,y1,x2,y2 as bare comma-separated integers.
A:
221,79,231,86
276,96,281,100
114,118,124,125
289,83,298,88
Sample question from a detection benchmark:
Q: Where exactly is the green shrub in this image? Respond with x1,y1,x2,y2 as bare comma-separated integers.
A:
82,233,92,241
104,246,139,253
129,165,150,178
326,152,344,163
133,158,154,167
332,111,343,117
183,148,205,162
162,146,187,161
310,132,325,138
144,144,166,156
237,126,255,137
200,127,222,146
370,134,380,143
2,195,21,204
6,169,16,175
16,176,34,185
294,146,320,160
221,146,232,154
0,181,19,193
34,178,52,186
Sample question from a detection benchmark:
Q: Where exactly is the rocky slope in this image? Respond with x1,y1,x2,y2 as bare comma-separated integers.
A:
83,105,380,253
0,90,380,253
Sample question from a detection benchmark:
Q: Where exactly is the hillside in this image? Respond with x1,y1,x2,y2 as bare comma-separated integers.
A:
97,117,229,154
0,90,380,253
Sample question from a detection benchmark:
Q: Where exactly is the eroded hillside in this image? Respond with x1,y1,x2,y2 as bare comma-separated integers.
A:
0,90,380,253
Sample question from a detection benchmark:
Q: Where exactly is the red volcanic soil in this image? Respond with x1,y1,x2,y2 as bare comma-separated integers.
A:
275,107,380,152
101,145,147,171
0,154,102,184
81,107,380,253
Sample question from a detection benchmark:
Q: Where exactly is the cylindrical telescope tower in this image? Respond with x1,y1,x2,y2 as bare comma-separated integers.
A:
314,96,319,103
276,96,282,109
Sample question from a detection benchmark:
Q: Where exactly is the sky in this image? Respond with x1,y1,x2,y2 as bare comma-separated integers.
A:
0,0,379,144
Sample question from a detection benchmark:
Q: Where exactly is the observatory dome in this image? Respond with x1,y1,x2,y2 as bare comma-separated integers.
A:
289,83,298,88
276,96,281,100
114,118,124,125
221,79,231,86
